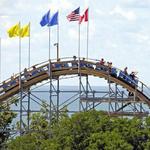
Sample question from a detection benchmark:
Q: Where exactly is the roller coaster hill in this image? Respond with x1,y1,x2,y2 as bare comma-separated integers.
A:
0,56,150,122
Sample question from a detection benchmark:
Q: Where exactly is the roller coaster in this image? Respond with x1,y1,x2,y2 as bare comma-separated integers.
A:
1,57,150,133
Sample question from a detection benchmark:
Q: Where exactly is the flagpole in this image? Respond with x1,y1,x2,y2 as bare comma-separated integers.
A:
27,22,31,131
56,11,60,121
78,23,80,72
48,25,52,126
28,22,31,68
19,22,22,81
86,8,89,60
49,27,51,60
0,37,1,82
57,12,59,60
19,22,21,77
86,8,89,108
78,22,82,111
19,21,23,134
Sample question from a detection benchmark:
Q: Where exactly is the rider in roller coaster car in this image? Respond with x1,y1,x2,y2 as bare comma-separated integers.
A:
122,67,128,80
129,72,138,86
31,66,39,76
61,59,69,69
72,56,78,68
10,75,17,86
110,67,117,77
107,62,112,73
2,81,9,91
118,67,129,82
54,58,62,69
100,58,105,65
128,72,138,96
124,67,128,75
2,75,19,92
24,68,31,80
96,58,107,71
80,58,86,68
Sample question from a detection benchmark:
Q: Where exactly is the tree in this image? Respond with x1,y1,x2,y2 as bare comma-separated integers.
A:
0,104,17,149
87,131,133,150
7,110,150,150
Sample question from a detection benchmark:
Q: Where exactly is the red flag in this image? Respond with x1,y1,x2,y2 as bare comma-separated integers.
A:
84,8,88,22
79,8,88,24
79,15,84,24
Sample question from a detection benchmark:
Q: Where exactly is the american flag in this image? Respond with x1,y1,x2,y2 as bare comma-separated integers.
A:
67,7,80,21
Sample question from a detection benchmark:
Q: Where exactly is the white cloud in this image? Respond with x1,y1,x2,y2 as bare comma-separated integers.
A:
0,0,150,86
46,0,73,12
110,5,137,21
95,9,105,16
68,28,78,40
83,0,90,8
111,43,118,48
129,32,150,43
122,0,150,8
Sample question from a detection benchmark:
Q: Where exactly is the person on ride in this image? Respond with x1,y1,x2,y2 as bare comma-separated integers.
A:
24,68,31,79
107,62,112,73
130,71,136,80
124,67,128,75
72,55,78,67
99,58,105,65
2,81,8,91
10,75,17,86
80,58,86,67
55,58,62,69
96,58,105,70
31,66,39,76
129,71,139,86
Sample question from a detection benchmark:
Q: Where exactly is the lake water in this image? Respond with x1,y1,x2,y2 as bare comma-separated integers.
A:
11,85,150,116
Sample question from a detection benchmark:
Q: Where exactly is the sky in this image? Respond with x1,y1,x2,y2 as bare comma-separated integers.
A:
0,0,150,86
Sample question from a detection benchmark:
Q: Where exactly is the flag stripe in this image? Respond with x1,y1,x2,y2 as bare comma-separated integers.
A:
67,7,80,22
67,14,80,21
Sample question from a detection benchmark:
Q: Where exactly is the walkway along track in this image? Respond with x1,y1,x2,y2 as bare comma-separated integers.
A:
0,58,150,109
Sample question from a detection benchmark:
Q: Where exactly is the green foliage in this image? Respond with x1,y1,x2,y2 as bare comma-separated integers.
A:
87,131,133,150
0,104,17,149
7,110,150,150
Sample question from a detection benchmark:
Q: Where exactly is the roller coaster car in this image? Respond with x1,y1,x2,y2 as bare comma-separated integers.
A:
0,86,4,94
118,71,138,88
55,63,62,69
4,82,19,93
26,70,47,81
86,63,94,69
110,68,117,77
118,71,125,80
95,63,108,72
61,63,70,70
0,83,8,93
52,63,62,71
80,60,87,68
72,61,78,69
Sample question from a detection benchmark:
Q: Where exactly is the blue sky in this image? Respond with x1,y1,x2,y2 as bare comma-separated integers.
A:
0,0,150,86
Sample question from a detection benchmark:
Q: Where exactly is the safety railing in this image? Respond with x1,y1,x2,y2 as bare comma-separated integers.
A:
0,57,149,101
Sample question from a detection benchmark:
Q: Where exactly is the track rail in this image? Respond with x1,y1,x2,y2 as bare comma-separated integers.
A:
0,57,149,106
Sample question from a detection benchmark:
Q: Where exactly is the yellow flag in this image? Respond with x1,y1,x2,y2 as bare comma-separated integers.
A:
20,24,30,38
7,23,20,38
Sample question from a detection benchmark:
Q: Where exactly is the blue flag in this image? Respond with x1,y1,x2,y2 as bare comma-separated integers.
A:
40,10,50,27
48,11,58,26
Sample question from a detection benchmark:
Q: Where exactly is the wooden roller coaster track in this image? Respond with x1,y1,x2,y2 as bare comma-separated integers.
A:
0,58,149,108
